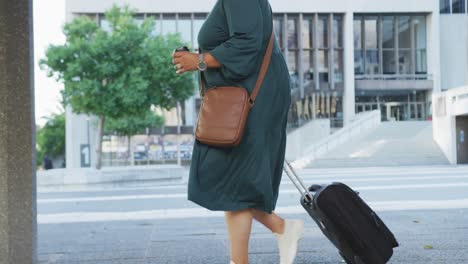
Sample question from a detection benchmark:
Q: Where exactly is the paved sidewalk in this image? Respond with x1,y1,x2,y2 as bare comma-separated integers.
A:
38,208,468,264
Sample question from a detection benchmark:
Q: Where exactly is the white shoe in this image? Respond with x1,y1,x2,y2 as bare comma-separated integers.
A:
274,219,304,264
230,261,235,264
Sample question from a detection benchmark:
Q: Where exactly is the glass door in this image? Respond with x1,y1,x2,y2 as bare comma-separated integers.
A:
386,103,405,121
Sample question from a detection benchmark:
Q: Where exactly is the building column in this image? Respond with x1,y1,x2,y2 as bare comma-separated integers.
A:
427,11,441,93
343,11,356,126
65,108,97,168
0,0,37,263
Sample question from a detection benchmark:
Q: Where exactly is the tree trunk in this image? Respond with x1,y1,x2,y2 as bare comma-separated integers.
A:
130,135,135,166
161,125,166,164
95,115,105,170
127,135,131,166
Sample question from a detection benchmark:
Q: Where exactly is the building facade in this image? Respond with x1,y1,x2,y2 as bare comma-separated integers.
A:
65,0,441,168
432,0,468,164
439,0,468,91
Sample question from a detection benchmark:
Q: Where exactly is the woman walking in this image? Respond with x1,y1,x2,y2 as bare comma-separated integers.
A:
172,0,303,263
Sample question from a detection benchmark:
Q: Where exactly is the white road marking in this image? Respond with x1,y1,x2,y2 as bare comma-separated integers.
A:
37,182,468,204
37,199,468,224
37,170,468,194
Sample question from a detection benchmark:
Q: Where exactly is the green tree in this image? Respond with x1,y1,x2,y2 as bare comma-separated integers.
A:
40,5,193,169
146,33,195,111
105,110,164,165
36,112,66,168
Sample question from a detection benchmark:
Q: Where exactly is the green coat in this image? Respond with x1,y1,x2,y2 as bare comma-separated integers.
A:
188,0,291,214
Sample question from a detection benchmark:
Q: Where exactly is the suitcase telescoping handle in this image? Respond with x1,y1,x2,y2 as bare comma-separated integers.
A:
283,160,313,203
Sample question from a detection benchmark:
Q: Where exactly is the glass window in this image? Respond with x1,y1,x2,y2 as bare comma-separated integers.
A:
333,16,343,48
100,18,112,33
365,16,378,75
414,16,427,74
398,16,411,49
274,17,284,49
318,50,329,83
162,14,176,35
193,15,205,49
440,0,451,13
453,0,466,13
354,17,362,49
383,50,396,74
288,50,298,73
318,15,329,48
288,50,299,89
134,15,145,27
398,50,412,74
177,15,192,44
334,50,344,83
382,16,395,48
287,18,298,49
364,16,378,49
416,50,427,74
303,51,314,81
365,50,379,75
382,16,395,75
414,16,426,49
147,14,160,36
355,50,364,74
302,18,312,49
354,16,363,75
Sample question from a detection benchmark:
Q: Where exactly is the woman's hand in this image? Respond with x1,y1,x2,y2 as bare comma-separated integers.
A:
172,51,199,74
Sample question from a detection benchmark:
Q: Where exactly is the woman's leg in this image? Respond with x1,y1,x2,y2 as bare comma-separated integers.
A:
251,209,304,264
224,209,254,264
250,209,285,234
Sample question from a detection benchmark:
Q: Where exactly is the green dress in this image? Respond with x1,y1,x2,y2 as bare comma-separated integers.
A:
188,0,291,214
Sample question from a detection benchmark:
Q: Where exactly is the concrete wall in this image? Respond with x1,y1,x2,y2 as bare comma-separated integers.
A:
65,107,98,169
433,85,468,164
433,111,456,163
37,165,186,186
440,15,468,91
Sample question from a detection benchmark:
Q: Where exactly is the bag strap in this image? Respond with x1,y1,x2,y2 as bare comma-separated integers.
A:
249,31,274,105
199,15,275,103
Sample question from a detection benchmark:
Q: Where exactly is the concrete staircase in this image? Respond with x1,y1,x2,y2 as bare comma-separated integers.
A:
306,121,449,168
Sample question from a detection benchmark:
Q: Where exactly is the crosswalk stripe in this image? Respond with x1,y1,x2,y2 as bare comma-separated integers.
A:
37,182,468,204
37,171,468,194
37,199,468,224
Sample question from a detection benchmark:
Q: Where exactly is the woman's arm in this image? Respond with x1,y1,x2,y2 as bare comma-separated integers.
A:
172,0,263,78
172,51,221,74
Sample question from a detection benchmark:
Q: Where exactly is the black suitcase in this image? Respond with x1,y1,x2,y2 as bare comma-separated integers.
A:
283,160,399,264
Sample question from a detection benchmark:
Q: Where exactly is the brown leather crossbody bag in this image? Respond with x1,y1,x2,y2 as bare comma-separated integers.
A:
195,30,275,148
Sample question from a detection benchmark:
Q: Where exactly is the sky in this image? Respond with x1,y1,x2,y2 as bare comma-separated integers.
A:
33,0,66,127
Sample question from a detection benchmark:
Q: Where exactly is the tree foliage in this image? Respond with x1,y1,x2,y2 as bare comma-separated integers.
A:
105,110,165,137
146,34,195,110
36,113,66,167
39,5,194,169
